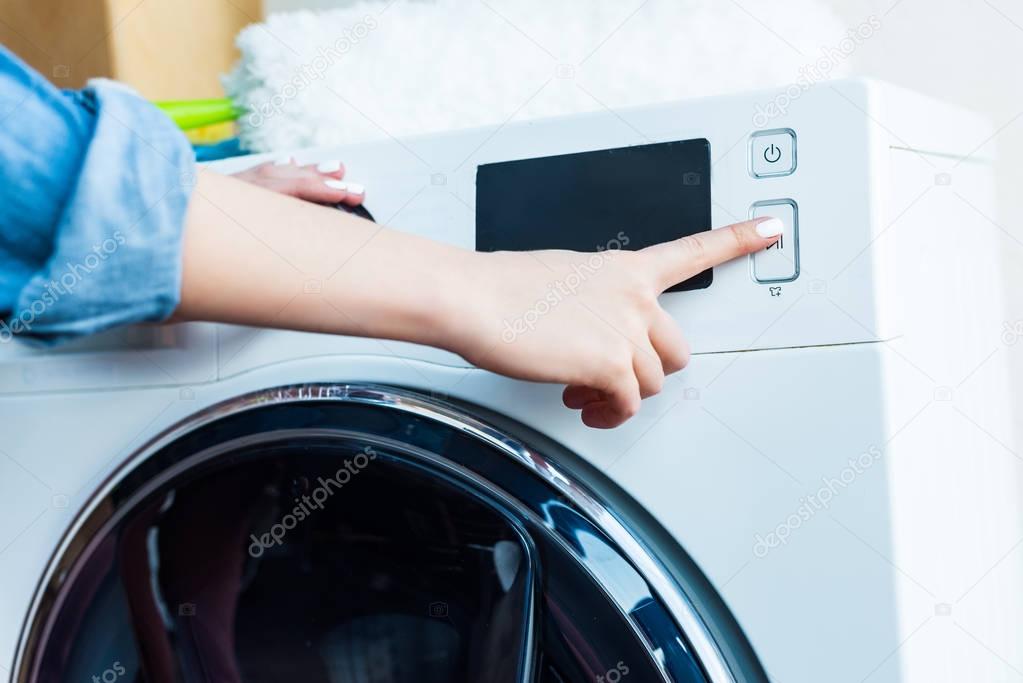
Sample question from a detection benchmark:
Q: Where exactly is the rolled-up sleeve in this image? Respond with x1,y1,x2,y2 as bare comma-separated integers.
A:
0,46,195,345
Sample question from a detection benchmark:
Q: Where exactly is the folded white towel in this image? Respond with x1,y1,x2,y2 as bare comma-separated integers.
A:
225,0,854,153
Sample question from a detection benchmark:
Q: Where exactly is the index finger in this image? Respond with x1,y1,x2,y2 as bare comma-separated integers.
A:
644,217,784,291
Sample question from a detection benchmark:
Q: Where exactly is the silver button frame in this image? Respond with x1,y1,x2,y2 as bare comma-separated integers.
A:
748,128,797,178
748,197,800,283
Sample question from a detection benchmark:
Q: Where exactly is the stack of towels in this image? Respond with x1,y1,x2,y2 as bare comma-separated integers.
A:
224,0,850,153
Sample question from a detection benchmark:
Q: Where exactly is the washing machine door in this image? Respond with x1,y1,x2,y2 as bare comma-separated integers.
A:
14,385,765,683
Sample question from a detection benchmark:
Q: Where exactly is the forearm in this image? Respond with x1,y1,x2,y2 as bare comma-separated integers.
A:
175,169,470,347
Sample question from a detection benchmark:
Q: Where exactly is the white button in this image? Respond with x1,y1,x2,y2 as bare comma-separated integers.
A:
750,129,796,178
750,199,799,282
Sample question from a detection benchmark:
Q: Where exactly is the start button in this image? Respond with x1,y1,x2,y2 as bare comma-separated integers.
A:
750,199,799,283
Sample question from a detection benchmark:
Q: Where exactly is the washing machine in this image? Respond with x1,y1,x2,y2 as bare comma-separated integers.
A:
1,79,1019,683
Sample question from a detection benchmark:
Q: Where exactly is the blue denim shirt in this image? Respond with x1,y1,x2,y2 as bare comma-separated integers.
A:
0,45,194,344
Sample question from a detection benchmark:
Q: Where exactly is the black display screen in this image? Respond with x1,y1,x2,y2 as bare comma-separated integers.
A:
476,138,712,291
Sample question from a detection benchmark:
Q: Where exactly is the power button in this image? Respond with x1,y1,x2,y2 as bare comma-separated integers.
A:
749,129,796,178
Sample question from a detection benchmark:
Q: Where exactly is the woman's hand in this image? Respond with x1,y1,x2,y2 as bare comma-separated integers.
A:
231,157,366,206
445,218,783,428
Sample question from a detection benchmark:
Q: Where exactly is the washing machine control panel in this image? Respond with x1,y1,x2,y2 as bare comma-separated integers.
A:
432,81,884,353
194,81,894,362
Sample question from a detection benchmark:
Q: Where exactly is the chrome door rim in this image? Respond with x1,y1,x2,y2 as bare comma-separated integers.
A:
13,383,739,683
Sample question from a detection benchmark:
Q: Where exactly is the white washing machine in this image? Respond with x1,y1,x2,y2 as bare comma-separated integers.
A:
1,79,1019,683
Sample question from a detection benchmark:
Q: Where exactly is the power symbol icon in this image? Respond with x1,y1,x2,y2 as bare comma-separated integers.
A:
763,143,782,164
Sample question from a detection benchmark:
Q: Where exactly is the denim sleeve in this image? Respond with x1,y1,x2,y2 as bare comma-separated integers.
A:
0,46,195,345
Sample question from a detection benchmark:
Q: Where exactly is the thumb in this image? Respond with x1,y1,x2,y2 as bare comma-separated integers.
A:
644,217,784,291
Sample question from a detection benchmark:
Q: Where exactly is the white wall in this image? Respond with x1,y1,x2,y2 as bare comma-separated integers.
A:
824,0,1023,313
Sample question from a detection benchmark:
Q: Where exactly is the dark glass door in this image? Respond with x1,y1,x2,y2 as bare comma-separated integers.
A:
18,387,753,683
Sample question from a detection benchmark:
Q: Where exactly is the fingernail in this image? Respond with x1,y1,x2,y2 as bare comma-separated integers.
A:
755,217,784,238
324,179,348,191
317,160,342,173
273,155,293,166
344,182,364,196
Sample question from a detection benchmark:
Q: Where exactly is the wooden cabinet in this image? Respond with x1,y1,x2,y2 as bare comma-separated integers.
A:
0,0,263,99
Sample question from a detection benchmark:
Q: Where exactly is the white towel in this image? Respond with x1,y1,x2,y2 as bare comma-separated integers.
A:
225,0,855,153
